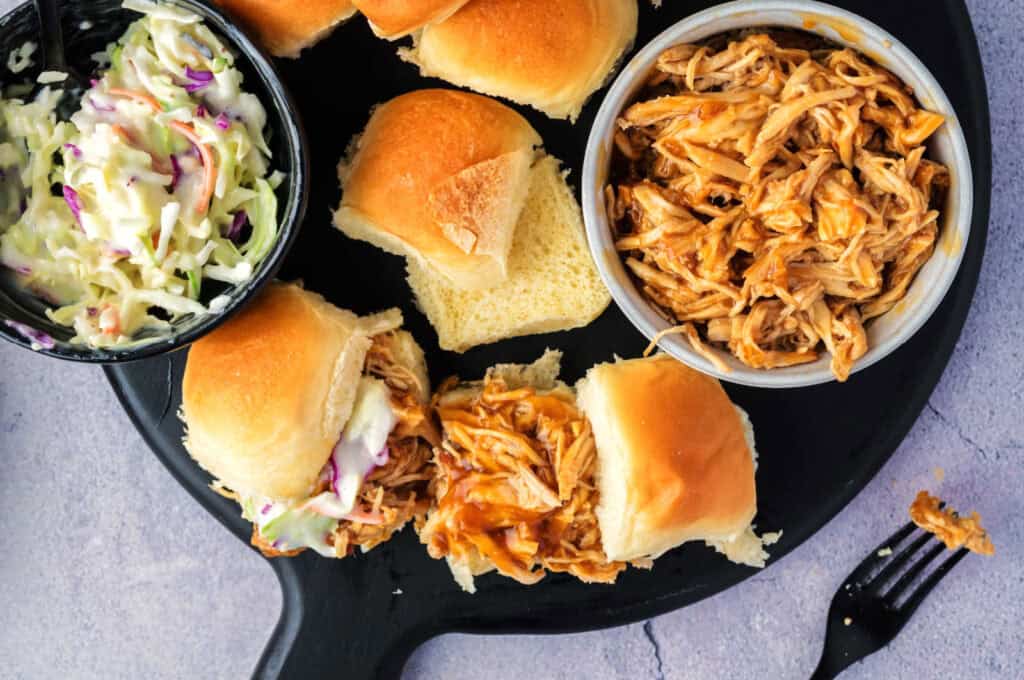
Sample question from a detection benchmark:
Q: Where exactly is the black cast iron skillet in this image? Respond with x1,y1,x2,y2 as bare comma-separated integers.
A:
0,0,308,362
100,0,991,678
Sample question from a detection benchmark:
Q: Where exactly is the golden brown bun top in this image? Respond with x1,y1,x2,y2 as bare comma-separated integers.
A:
577,355,757,561
338,89,541,280
181,283,401,501
212,0,357,58
352,0,471,38
413,0,638,119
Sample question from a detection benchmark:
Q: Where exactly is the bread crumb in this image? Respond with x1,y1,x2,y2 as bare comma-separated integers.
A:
933,467,945,482
877,547,893,557
843,617,852,626
392,588,403,595
7,41,36,74
37,70,68,84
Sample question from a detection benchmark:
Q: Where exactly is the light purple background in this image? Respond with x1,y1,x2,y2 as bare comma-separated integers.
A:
1,1,1020,678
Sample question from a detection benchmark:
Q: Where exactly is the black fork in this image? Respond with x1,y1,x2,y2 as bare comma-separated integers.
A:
810,519,971,679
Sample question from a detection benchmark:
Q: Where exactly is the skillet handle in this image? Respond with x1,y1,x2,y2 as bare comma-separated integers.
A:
251,555,423,680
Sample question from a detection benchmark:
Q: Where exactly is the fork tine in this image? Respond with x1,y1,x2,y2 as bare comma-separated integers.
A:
882,542,946,606
863,531,933,591
846,520,918,586
898,548,970,617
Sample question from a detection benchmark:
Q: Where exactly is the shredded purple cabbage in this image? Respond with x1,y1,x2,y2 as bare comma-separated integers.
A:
328,456,340,496
63,143,82,159
185,66,214,82
195,103,207,117
183,66,213,93
261,504,272,515
169,155,182,191
106,243,132,258
87,307,98,317
62,185,82,224
225,210,247,241
215,113,230,130
4,320,56,349
88,96,115,113
14,265,31,275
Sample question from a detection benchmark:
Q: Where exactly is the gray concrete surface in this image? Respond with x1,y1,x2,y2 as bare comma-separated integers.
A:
1,1,1021,678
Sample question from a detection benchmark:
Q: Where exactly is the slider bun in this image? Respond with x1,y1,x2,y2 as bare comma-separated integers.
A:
389,329,431,404
212,0,357,58
407,155,610,351
181,283,401,501
402,0,638,120
335,89,542,290
352,0,471,39
576,355,757,562
438,348,565,406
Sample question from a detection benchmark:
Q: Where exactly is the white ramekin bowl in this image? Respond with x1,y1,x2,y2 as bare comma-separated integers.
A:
582,0,973,388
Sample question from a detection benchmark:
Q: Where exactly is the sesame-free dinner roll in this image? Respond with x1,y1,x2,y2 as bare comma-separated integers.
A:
334,89,542,291
401,0,638,120
212,0,357,58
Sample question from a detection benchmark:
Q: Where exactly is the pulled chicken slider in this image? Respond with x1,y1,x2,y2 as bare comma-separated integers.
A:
181,282,437,558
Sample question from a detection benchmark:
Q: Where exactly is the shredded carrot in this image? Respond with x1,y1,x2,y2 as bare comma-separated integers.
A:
99,305,121,336
106,88,217,214
107,88,162,113
111,124,133,144
169,121,217,214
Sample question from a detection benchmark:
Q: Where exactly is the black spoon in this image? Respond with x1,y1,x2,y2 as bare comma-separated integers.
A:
32,0,88,117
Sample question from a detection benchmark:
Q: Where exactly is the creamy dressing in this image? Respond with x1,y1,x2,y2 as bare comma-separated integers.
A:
240,377,397,555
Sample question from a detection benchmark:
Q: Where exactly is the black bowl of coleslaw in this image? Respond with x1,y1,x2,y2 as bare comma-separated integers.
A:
0,0,308,362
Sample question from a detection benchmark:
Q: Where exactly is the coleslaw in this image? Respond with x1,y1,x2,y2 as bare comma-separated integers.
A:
239,377,398,556
0,0,282,349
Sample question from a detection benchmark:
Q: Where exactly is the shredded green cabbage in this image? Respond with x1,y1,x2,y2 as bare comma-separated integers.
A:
0,1,282,349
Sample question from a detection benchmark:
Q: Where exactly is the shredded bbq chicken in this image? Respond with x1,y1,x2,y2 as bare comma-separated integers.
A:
419,375,629,587
255,332,437,559
909,490,994,556
329,332,437,556
608,33,950,381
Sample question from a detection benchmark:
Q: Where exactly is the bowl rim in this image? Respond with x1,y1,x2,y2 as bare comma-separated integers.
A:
0,0,309,364
581,0,975,388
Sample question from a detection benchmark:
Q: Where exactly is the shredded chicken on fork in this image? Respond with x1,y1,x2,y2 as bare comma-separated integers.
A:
608,33,950,381
419,374,632,588
909,490,994,556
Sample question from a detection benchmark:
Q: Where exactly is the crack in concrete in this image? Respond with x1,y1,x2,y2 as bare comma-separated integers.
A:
643,620,665,680
925,402,990,460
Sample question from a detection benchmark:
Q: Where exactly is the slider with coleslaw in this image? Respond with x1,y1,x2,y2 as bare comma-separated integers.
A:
180,282,437,557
